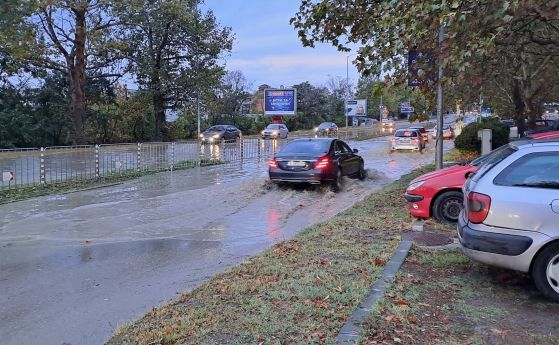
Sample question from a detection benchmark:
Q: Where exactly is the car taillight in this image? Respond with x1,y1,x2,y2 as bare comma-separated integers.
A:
268,158,278,169
314,156,330,169
412,138,419,142
390,137,397,142
467,192,491,224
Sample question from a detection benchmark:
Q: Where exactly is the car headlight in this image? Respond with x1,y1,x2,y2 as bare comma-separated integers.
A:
213,134,220,139
314,127,318,131
261,130,265,135
199,134,204,138
407,180,425,192
272,131,278,135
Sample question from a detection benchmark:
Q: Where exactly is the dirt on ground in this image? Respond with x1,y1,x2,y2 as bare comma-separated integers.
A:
361,246,559,345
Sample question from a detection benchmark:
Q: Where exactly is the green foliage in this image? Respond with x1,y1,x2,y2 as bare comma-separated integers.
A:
408,113,430,123
291,1,559,131
454,118,510,153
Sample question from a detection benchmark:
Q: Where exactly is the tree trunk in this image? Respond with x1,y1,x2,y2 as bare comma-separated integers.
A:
153,90,166,141
68,7,87,145
512,79,526,134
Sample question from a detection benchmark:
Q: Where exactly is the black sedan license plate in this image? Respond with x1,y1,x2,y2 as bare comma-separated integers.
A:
287,161,306,167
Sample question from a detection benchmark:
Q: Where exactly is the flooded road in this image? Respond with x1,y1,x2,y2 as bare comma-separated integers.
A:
0,137,453,345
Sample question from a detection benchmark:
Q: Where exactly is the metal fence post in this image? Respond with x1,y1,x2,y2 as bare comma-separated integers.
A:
40,147,46,184
171,142,175,171
95,145,100,178
257,138,261,161
137,142,141,172
240,137,244,161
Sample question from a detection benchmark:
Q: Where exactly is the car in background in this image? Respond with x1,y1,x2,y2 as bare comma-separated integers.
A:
381,120,396,134
199,125,241,143
261,123,289,139
523,120,559,137
390,129,425,152
529,130,559,140
268,138,366,191
315,122,338,136
458,139,559,301
432,124,455,139
409,125,429,143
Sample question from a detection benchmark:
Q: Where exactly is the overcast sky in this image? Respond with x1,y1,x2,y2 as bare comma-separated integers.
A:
203,0,361,91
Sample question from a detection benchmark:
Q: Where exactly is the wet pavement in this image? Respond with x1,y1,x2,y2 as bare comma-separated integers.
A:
0,137,453,345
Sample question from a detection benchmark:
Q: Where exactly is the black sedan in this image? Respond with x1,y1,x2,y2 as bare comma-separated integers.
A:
199,125,241,143
268,138,366,191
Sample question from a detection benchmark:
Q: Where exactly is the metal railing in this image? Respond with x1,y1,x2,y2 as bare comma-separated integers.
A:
0,126,397,191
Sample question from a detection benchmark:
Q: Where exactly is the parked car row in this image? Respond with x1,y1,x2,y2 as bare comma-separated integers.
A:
405,136,559,301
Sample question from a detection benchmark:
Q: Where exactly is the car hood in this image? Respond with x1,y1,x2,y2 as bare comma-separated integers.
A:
410,164,476,184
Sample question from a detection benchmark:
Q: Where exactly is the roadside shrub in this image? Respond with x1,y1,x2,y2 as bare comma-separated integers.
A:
454,118,509,153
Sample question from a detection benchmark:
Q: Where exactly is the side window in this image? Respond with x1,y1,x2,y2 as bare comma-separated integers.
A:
342,143,352,153
335,141,350,154
494,152,559,188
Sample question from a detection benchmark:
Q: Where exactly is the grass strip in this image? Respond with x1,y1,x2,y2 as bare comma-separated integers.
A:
108,165,435,345
360,247,559,344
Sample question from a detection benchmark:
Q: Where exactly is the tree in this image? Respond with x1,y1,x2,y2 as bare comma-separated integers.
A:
291,1,559,126
1,0,125,144
116,0,233,140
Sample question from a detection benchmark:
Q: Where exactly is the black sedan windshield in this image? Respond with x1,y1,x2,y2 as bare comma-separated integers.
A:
279,140,330,155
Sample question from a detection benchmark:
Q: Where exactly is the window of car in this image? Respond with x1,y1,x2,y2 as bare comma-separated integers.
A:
395,130,418,137
280,125,287,130
279,140,330,154
208,125,226,131
471,145,517,182
334,141,351,154
493,152,559,189
266,124,280,130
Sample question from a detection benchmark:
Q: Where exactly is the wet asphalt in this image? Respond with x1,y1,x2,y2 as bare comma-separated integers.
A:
0,137,453,345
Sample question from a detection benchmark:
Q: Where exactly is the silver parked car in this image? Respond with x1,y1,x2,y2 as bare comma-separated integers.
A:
390,129,425,152
458,139,559,301
261,124,289,139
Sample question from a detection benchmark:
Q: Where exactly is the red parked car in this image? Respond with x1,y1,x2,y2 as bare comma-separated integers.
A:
405,131,559,223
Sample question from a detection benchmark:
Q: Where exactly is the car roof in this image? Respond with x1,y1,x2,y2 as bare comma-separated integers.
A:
290,138,336,143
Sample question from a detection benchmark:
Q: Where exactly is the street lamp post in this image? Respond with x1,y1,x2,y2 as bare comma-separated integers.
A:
435,14,446,170
346,53,357,128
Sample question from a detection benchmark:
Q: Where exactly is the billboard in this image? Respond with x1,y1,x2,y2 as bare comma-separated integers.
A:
264,88,297,116
345,99,367,117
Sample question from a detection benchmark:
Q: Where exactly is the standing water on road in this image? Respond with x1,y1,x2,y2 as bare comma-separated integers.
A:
0,138,453,345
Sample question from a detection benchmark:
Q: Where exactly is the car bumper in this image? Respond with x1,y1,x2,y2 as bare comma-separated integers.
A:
269,169,334,184
391,143,421,150
457,211,551,272
262,134,280,139
405,193,430,218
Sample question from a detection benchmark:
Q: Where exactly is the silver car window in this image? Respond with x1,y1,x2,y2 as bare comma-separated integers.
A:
494,152,559,189
472,145,516,182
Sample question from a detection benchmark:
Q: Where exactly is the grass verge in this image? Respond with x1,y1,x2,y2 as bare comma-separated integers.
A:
108,165,436,345
361,247,559,344
0,159,224,204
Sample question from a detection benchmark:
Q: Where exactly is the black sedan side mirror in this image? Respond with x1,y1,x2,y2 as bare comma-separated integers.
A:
353,148,359,153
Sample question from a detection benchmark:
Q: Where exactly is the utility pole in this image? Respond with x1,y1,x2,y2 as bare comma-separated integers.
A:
197,89,201,137
435,12,446,170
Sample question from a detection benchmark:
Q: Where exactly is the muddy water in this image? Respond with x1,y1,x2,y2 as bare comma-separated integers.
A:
0,138,453,345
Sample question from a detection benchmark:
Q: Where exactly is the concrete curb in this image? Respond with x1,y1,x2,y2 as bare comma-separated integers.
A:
334,240,413,344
